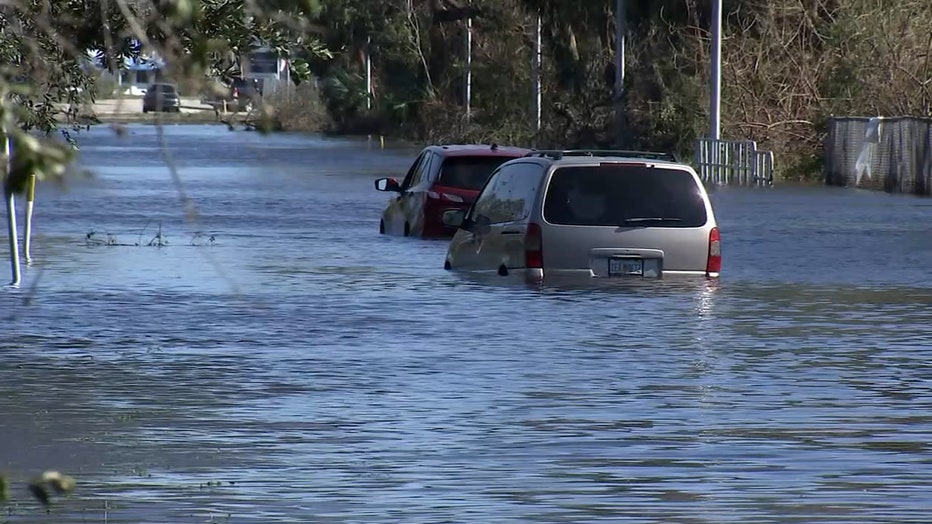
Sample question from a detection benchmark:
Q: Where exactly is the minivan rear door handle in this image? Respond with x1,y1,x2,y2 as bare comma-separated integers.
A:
501,230,522,235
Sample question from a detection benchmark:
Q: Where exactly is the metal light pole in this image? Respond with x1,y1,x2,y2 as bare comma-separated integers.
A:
710,0,722,139
365,36,372,111
613,0,626,145
532,13,542,131
465,17,472,119
3,134,20,287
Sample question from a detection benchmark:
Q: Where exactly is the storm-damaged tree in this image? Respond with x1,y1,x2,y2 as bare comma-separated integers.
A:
5,0,932,208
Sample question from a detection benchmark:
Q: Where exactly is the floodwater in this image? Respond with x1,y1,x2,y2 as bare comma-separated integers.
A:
1,124,931,523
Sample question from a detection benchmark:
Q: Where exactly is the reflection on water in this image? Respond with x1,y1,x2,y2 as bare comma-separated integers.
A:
0,125,931,523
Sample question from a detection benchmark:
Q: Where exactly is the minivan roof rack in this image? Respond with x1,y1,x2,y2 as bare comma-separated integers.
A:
524,149,680,162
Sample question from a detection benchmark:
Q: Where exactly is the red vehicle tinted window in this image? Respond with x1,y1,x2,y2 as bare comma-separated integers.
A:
437,156,518,190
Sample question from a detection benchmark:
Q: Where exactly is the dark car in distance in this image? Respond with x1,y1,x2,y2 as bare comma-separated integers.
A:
374,144,533,238
142,83,181,113
202,77,263,112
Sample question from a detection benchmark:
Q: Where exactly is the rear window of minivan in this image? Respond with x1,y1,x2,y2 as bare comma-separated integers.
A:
438,156,517,190
543,164,707,227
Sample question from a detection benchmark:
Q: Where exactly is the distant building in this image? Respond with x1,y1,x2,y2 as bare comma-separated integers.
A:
86,50,167,96
85,44,291,96
117,56,167,95
241,46,290,95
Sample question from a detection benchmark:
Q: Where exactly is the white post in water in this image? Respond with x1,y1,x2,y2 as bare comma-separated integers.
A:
710,0,722,139
465,17,472,119
284,58,291,101
365,36,372,111
613,0,626,144
532,13,542,131
3,134,20,287
24,173,35,263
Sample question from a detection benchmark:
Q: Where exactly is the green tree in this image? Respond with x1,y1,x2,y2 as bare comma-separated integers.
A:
7,0,932,183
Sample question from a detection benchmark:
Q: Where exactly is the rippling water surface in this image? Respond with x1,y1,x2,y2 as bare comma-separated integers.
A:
1,124,931,523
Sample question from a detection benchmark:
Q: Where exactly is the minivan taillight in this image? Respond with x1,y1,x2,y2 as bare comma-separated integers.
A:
525,223,543,268
706,227,721,275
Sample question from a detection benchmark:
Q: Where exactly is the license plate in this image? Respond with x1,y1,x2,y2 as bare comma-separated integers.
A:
609,258,643,276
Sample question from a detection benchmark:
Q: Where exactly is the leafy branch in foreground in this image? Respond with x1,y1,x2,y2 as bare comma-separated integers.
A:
0,470,76,510
0,0,333,194
27,470,77,508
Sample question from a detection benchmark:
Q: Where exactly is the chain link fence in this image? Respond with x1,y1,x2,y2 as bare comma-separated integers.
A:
824,116,932,195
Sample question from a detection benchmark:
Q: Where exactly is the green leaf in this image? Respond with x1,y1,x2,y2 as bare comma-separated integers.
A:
289,58,312,85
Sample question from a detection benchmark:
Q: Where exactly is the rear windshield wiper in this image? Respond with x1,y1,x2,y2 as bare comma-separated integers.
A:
622,217,683,224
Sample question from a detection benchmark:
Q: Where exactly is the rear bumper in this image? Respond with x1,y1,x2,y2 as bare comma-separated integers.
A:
517,267,716,281
144,101,181,111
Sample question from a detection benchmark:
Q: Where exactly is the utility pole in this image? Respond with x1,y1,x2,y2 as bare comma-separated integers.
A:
532,13,542,131
465,17,472,120
710,0,722,139
365,36,372,111
613,0,626,146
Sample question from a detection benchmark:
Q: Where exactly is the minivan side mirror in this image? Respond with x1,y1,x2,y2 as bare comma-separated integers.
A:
441,208,466,228
374,177,401,192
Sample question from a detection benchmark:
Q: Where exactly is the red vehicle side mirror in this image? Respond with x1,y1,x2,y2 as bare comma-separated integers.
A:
374,177,401,192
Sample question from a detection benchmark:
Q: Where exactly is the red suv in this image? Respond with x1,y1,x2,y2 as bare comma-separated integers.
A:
374,144,532,238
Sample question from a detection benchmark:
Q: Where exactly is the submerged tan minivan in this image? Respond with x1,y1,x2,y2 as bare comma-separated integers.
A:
442,150,721,280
